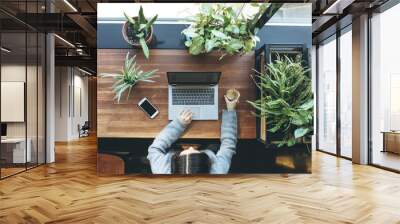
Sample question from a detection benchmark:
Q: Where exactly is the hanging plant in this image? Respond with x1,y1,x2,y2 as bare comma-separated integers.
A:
181,3,269,60
100,52,158,103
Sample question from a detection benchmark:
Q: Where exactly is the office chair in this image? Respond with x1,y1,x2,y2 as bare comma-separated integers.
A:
79,121,90,138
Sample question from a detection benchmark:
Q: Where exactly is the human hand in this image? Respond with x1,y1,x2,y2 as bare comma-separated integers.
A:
225,89,240,111
178,109,193,126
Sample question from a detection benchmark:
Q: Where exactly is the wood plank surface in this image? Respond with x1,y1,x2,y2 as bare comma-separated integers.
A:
97,49,256,139
97,153,124,176
1,136,400,223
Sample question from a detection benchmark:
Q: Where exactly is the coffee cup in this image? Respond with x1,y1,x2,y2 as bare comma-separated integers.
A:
226,89,240,102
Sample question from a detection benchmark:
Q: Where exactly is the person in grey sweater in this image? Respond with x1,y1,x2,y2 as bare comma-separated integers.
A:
147,92,240,174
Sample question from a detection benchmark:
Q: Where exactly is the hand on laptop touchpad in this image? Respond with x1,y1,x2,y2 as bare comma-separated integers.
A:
188,107,200,119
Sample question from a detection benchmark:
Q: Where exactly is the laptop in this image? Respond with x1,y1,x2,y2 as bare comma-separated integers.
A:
167,72,221,120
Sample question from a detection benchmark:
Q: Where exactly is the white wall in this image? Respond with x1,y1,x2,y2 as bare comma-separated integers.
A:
71,73,89,138
55,66,69,141
55,67,89,141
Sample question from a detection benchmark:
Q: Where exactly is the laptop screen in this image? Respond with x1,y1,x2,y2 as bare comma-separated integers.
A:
167,72,221,85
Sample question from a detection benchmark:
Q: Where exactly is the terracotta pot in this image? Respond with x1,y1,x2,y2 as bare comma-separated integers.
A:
122,17,153,47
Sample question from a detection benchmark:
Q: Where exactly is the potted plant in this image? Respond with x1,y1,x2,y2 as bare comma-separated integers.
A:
247,55,313,149
122,6,158,59
100,52,158,103
181,3,269,60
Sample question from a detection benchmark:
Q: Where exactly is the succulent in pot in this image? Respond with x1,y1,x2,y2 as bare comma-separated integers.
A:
100,52,158,103
122,6,158,59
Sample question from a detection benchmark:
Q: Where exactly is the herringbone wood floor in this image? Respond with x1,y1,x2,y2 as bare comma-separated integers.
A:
1,136,400,224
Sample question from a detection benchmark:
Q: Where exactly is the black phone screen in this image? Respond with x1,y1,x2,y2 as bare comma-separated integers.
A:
139,99,157,117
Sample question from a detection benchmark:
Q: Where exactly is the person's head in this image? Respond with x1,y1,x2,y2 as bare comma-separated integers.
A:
171,146,211,174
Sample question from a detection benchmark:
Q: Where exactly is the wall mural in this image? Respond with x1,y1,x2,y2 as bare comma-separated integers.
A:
96,3,313,175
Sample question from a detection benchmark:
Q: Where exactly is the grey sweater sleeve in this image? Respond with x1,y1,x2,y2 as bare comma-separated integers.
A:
210,110,238,174
147,119,187,174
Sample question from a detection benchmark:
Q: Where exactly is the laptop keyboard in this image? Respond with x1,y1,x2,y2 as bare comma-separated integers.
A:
172,88,214,105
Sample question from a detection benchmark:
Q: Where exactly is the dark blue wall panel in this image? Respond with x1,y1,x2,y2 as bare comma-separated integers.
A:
97,23,311,50
256,25,312,49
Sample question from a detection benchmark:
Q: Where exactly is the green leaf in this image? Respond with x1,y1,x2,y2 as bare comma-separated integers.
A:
189,36,205,55
99,73,121,78
138,6,145,23
227,39,243,51
211,13,224,22
139,24,147,31
126,86,133,101
299,100,314,110
184,40,192,47
145,15,158,31
139,38,149,59
243,39,255,53
124,12,136,26
239,24,247,34
211,30,229,39
287,138,296,147
182,28,198,38
231,25,240,34
294,128,309,139
205,39,216,52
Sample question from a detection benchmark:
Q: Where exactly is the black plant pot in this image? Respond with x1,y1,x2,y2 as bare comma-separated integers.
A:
272,143,311,173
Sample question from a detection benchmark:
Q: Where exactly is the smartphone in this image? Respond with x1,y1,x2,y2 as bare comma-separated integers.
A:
138,97,159,119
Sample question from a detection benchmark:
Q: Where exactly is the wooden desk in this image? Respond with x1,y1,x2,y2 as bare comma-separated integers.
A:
97,49,256,139
1,138,31,163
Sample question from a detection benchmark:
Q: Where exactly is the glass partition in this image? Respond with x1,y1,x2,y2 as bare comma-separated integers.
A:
339,27,352,158
316,28,353,159
317,35,337,154
0,0,46,179
1,31,28,177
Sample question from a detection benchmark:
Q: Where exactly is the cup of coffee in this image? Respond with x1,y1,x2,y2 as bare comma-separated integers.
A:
226,89,240,102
